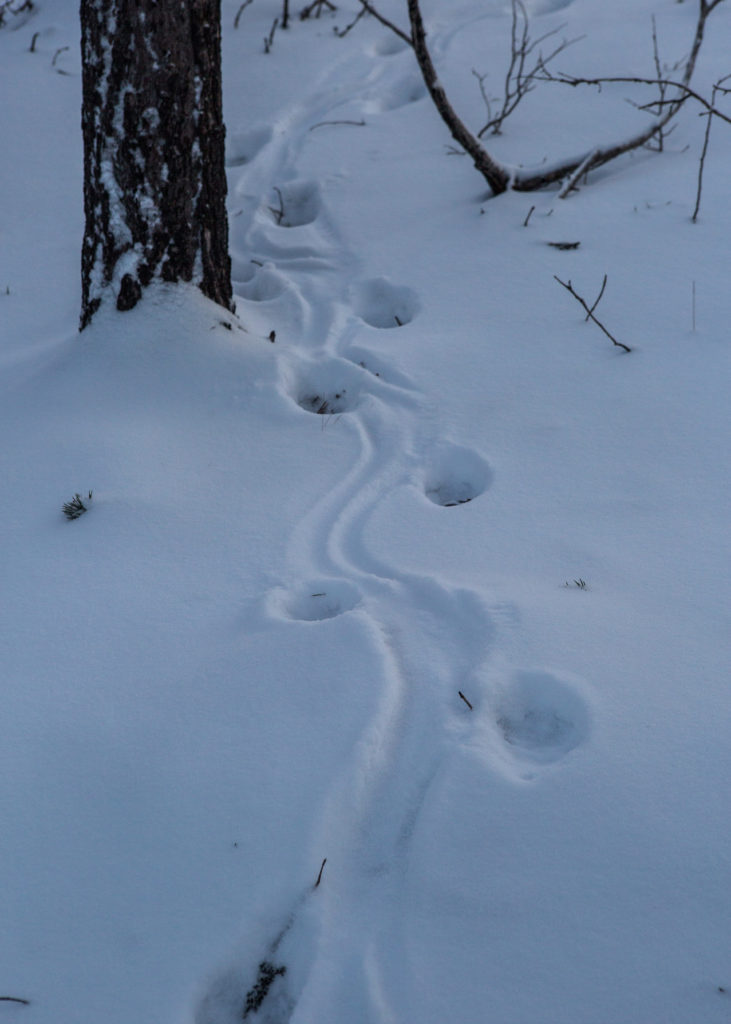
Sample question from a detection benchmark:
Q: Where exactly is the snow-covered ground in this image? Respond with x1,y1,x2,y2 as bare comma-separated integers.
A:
2,1,731,1022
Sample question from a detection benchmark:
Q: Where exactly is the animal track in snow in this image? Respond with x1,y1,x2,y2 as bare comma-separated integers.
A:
269,180,321,227
351,277,419,329
290,359,366,416
493,670,589,764
273,579,363,622
226,125,274,167
423,443,492,506
364,76,427,113
235,263,288,299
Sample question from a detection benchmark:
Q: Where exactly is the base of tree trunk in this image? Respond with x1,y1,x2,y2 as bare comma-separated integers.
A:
80,0,233,329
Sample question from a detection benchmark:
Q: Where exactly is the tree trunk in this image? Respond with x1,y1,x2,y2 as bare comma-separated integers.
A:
80,0,233,329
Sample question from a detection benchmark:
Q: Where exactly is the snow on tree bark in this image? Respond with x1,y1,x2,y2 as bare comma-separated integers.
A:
80,0,233,329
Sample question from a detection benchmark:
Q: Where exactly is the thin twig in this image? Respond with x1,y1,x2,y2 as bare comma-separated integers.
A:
233,0,254,28
546,74,731,127
523,204,536,226
558,148,598,198
692,74,730,221
300,0,336,19
647,15,666,151
309,118,366,130
51,44,68,66
334,5,366,36
585,272,607,320
691,280,696,332
355,0,412,46
263,17,279,53
314,858,327,888
554,275,631,352
0,997,30,1006
474,0,581,138
458,691,474,710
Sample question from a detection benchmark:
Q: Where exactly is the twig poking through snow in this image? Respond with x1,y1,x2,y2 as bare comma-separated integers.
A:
309,119,366,131
554,275,631,352
314,857,327,888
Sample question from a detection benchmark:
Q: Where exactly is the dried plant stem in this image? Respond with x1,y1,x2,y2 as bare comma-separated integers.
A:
554,275,631,353
314,858,327,888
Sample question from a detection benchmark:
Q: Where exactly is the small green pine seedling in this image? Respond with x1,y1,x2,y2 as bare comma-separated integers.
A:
63,490,93,520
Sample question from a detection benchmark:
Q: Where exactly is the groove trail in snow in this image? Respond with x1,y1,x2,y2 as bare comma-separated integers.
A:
202,13,583,1022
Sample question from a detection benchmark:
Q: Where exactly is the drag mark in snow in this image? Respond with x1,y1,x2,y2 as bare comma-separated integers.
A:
211,21,585,1022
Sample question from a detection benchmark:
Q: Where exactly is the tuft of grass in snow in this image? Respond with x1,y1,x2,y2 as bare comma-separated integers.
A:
242,961,287,1019
62,491,93,521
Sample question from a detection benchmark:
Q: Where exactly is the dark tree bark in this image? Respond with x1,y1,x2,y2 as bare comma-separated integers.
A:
80,0,233,329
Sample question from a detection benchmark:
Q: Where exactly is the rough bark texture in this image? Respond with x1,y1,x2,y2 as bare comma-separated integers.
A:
80,0,233,329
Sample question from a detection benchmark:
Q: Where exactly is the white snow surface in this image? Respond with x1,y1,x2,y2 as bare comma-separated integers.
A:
2,1,731,1022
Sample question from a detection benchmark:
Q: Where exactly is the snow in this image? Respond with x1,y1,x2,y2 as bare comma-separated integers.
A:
2,1,731,1022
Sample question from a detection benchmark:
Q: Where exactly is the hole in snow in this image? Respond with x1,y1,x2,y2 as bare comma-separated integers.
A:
298,391,353,416
274,580,363,622
494,670,589,763
424,443,492,506
351,277,419,329
269,180,321,227
290,359,365,416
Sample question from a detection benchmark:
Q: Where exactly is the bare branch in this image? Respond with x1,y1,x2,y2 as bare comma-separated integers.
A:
334,5,366,37
354,0,412,46
546,73,731,127
557,148,597,198
692,73,731,221
300,0,336,18
407,0,510,194
263,16,279,52
554,275,631,353
309,118,366,130
314,857,327,888
233,0,254,29
475,0,582,137
585,273,607,321
364,0,728,196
